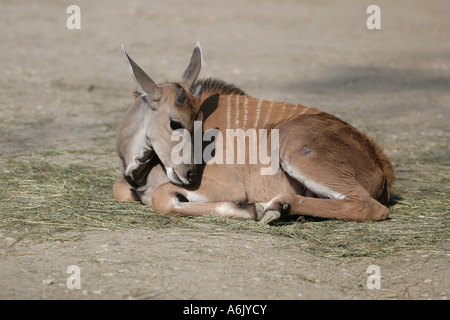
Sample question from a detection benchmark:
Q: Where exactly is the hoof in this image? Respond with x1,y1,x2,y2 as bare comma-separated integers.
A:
254,203,265,220
260,210,281,224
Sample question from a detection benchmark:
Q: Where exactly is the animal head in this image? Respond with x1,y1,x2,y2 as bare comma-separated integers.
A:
116,43,203,187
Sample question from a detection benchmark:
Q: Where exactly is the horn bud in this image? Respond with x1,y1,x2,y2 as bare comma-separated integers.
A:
193,84,202,97
176,87,186,105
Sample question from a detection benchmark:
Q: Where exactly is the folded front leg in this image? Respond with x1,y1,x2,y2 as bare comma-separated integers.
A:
151,182,265,220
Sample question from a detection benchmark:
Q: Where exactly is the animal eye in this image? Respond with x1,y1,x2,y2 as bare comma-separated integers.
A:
170,120,183,131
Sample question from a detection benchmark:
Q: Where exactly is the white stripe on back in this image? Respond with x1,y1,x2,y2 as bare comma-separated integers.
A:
243,96,248,129
286,103,298,120
263,101,274,128
300,106,310,115
235,95,240,127
253,99,262,128
277,102,287,123
226,95,232,129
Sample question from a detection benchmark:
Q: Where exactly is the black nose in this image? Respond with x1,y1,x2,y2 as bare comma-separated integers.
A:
187,170,197,183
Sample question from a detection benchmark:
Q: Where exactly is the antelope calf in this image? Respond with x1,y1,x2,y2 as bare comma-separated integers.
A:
113,43,395,223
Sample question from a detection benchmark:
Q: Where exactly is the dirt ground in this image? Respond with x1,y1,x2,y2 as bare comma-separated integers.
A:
0,0,448,300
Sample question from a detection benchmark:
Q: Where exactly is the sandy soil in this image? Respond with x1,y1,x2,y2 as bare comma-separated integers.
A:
0,0,448,300
0,229,448,300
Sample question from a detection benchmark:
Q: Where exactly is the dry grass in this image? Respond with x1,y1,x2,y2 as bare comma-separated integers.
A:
0,152,448,258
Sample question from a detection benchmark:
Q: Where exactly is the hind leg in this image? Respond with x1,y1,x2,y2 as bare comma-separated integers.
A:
261,116,389,223
260,157,389,223
261,188,389,223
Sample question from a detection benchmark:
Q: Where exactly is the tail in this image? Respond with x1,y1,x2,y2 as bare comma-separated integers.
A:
377,150,396,205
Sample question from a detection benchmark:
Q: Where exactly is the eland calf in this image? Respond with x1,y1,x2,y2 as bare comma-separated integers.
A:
113,43,395,223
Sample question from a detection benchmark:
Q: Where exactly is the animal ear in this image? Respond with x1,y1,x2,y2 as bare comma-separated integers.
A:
122,45,162,103
180,42,202,89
